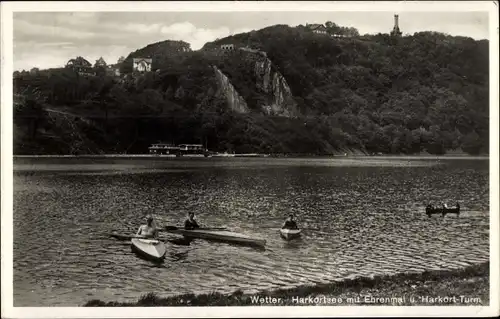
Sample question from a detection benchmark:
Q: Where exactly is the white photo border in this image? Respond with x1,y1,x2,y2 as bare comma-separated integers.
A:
1,1,499,318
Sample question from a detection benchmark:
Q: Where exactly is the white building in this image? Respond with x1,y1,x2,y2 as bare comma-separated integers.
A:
133,58,153,72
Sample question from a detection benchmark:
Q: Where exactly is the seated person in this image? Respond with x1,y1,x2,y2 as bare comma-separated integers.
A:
137,215,157,238
184,212,200,230
282,214,298,229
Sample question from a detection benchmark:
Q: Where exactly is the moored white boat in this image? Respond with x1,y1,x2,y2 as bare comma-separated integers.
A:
212,152,235,157
177,154,208,158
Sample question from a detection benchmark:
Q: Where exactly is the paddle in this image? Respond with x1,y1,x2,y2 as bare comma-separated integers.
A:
163,226,229,231
108,233,191,246
255,225,319,231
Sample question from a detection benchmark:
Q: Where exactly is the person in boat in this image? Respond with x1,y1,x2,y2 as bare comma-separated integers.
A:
184,212,200,230
136,215,158,238
282,214,298,230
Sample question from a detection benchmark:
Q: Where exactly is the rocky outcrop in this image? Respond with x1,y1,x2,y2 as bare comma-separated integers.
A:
212,66,250,113
255,58,272,93
253,54,298,117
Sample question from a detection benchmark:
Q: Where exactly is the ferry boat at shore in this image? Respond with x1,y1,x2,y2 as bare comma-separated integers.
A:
148,143,210,157
148,143,270,158
178,144,210,157
148,143,179,157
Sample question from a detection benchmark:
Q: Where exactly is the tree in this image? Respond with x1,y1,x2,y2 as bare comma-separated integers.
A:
174,86,186,101
461,130,482,155
14,97,46,139
424,126,446,155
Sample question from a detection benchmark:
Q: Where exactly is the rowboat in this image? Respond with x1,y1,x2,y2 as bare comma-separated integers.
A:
425,203,460,217
165,228,266,248
280,228,301,240
130,238,167,262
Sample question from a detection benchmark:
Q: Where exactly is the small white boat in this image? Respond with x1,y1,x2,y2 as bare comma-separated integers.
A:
131,238,167,261
178,154,207,158
280,228,302,240
212,152,236,157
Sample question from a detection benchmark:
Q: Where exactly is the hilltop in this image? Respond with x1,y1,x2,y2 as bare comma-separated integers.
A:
13,23,489,155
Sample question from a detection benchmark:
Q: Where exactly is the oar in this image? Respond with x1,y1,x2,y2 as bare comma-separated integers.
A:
109,233,145,240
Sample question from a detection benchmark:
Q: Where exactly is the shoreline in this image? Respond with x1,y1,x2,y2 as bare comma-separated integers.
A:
84,262,489,307
12,154,490,160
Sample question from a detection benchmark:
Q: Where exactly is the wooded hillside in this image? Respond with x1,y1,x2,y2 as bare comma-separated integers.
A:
13,23,489,155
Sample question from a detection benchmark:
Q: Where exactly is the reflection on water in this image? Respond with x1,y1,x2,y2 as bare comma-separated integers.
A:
13,158,489,306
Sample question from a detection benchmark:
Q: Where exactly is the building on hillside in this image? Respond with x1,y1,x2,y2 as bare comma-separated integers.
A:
178,45,190,52
66,56,92,69
66,56,94,76
306,23,328,35
391,14,402,36
106,64,121,77
94,57,107,68
220,44,235,51
238,46,267,57
133,58,153,72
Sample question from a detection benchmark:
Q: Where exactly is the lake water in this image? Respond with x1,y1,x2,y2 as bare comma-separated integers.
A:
12,157,490,306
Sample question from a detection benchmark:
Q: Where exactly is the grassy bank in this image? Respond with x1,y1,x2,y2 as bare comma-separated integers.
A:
84,262,489,307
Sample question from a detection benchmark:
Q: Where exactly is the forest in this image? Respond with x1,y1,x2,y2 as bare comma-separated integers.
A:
13,22,489,155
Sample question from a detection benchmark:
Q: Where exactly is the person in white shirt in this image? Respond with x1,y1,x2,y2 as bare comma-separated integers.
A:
136,215,157,238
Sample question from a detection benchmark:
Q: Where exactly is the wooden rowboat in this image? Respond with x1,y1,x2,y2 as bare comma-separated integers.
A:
425,203,460,217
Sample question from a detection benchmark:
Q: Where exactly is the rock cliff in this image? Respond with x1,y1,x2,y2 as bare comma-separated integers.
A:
252,52,298,117
212,66,250,114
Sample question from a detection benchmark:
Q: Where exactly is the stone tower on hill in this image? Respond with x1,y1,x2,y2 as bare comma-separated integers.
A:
391,14,402,36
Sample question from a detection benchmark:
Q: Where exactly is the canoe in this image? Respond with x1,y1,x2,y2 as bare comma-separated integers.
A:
131,238,167,261
280,228,301,240
165,228,266,248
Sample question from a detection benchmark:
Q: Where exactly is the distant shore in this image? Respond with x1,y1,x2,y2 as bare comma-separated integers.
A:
84,262,489,307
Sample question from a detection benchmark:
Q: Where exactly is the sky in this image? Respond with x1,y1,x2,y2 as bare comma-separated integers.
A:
13,10,490,71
